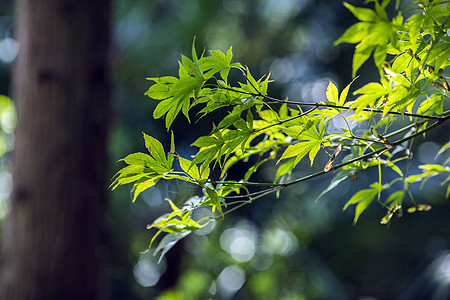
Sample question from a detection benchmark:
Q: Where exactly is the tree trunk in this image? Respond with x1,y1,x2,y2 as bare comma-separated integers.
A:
0,0,111,299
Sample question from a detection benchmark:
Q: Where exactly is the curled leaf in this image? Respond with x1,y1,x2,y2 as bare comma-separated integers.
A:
442,78,450,92
324,161,333,173
324,144,342,172
431,81,446,90
406,48,421,62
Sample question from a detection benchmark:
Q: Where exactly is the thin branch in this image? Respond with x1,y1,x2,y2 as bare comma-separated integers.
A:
288,115,449,186
219,186,284,218
209,114,449,191
223,186,283,199
219,86,445,121
254,106,318,133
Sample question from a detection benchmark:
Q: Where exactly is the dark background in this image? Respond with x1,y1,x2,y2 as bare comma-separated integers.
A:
0,0,449,299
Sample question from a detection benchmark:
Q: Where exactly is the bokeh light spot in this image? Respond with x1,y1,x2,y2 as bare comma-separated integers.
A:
216,265,246,297
220,222,257,262
133,252,166,287
433,252,450,285
0,37,19,63
263,227,298,256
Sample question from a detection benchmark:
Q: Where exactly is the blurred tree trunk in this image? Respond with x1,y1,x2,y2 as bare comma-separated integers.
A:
0,0,111,299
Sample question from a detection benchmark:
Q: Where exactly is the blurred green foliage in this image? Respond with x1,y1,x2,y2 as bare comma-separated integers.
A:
0,0,449,299
0,95,14,221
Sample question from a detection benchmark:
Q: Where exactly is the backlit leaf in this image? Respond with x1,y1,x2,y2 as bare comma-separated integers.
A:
316,168,355,201
278,141,315,163
132,177,159,202
344,2,379,22
335,22,371,45
153,231,191,263
353,39,375,77
143,132,167,166
206,187,223,218
343,187,378,224
326,81,339,104
178,156,200,181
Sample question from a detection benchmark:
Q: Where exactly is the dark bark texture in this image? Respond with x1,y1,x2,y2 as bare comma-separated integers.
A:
0,0,111,299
